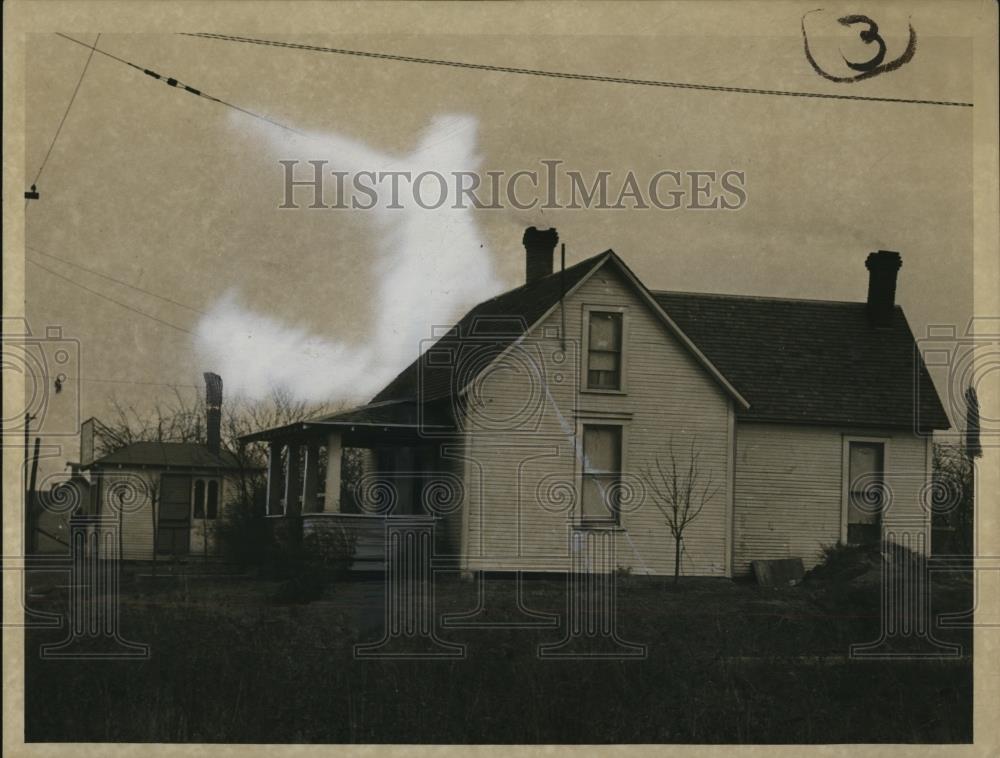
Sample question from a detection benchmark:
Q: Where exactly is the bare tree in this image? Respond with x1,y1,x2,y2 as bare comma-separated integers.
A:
932,441,975,554
643,438,720,584
98,388,327,454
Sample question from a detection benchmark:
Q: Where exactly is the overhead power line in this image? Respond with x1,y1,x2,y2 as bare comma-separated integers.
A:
27,258,194,335
27,245,206,315
67,376,201,389
27,33,101,206
180,31,974,108
55,33,303,135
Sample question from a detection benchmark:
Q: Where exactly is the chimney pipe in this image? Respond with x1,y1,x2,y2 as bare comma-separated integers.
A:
204,372,223,455
523,226,559,284
865,250,901,327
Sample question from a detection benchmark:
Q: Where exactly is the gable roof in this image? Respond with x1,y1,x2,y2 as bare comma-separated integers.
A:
245,247,949,441
652,291,950,431
84,441,242,470
372,251,608,403
372,250,748,408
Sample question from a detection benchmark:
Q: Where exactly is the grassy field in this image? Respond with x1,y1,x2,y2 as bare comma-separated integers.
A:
25,552,973,743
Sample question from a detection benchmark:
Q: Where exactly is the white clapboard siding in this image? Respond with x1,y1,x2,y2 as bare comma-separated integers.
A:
99,470,239,560
733,423,932,574
463,260,732,576
882,433,933,551
98,470,157,561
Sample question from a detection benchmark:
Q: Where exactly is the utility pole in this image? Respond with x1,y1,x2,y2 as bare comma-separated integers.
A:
23,412,37,555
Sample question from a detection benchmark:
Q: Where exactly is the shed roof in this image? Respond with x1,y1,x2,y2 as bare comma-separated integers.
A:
85,442,243,470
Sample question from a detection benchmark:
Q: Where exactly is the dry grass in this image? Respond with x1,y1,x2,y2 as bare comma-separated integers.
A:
25,564,973,744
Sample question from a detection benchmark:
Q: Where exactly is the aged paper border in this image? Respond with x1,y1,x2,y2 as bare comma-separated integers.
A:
4,1,998,756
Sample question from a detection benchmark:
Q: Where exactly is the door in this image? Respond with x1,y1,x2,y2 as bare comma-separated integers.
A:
158,474,192,555
847,442,885,545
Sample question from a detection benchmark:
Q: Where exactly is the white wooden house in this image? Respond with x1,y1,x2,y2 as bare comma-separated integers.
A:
243,228,950,577
75,375,246,561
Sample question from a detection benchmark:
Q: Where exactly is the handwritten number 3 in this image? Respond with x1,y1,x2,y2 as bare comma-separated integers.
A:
838,15,887,72
801,11,917,83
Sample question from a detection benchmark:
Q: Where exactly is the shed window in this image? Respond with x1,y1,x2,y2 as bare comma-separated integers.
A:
581,425,622,524
193,479,206,519
192,478,220,520
587,311,623,390
206,480,219,520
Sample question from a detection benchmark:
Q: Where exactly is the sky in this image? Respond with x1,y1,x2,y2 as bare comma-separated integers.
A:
22,3,976,476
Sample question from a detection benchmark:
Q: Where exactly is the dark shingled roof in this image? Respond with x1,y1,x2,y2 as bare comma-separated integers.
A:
369,251,949,432
238,400,455,443
652,292,950,431
86,442,242,470
372,251,610,403
310,400,451,427
245,249,949,439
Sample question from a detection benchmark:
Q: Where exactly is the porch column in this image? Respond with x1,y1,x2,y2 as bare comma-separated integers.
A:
284,444,301,516
394,447,415,515
323,431,342,512
302,442,321,513
266,442,282,516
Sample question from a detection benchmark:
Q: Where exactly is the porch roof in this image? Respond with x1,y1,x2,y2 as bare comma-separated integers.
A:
239,399,455,444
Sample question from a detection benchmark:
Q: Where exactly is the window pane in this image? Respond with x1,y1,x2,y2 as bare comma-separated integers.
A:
848,442,884,527
581,475,618,520
849,443,883,480
193,480,205,519
588,351,618,371
207,480,219,520
588,369,620,390
589,312,621,351
583,426,621,474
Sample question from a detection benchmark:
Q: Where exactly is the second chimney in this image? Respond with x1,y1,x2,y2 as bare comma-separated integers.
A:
523,226,559,284
865,251,901,327
204,372,223,455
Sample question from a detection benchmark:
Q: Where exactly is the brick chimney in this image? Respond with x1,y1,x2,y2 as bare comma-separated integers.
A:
203,372,223,455
865,250,901,327
523,226,559,284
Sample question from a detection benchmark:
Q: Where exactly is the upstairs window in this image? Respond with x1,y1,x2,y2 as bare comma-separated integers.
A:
587,311,623,390
581,424,623,524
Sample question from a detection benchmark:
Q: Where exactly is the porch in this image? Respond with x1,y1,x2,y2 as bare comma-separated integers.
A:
240,401,462,570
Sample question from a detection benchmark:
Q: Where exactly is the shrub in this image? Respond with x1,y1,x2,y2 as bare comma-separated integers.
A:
272,525,357,604
804,542,879,585
216,493,272,568
301,526,357,581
